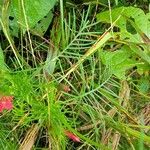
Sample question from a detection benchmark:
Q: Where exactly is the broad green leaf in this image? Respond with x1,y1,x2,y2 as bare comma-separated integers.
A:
100,46,137,79
97,6,150,74
129,44,150,64
9,0,57,35
97,6,150,43
31,11,53,36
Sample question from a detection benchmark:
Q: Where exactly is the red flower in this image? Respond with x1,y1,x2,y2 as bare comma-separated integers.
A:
0,96,14,112
64,130,80,142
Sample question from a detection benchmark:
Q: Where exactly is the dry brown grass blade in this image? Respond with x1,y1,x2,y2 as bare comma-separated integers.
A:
101,108,117,145
112,131,121,150
101,81,131,149
77,120,101,131
138,105,150,147
101,128,112,145
139,103,150,133
112,80,130,150
119,80,130,107
19,124,40,150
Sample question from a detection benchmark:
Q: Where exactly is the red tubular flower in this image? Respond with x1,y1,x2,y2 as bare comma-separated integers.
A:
0,96,14,112
64,130,80,142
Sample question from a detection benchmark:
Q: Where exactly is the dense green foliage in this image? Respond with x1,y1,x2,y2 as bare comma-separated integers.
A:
0,0,150,149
